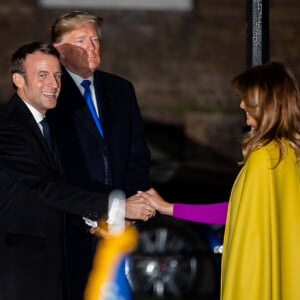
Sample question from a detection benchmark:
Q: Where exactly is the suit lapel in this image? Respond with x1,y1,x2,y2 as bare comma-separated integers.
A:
13,96,58,168
93,71,112,140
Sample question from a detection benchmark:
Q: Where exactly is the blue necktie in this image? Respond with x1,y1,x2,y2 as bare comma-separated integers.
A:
81,79,104,138
40,117,54,154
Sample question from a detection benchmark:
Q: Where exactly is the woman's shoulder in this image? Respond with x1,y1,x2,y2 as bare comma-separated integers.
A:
245,141,274,167
248,140,293,168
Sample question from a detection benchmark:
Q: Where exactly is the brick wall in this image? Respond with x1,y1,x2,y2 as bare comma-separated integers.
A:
0,0,298,163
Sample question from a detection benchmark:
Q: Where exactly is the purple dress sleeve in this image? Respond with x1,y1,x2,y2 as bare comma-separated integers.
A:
173,202,228,225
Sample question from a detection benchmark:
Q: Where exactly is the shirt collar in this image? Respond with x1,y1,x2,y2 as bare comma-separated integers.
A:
22,100,44,123
65,68,94,89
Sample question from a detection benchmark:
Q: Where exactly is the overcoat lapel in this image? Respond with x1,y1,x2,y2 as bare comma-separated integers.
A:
93,73,112,141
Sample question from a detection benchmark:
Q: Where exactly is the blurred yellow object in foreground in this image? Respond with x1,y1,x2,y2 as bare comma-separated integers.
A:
84,219,138,300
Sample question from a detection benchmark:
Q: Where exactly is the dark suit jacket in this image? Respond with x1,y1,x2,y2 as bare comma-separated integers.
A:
0,94,109,300
47,67,151,194
46,68,150,300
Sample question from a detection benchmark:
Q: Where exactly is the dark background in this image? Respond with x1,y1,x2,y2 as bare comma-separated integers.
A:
0,1,298,298
1,0,299,168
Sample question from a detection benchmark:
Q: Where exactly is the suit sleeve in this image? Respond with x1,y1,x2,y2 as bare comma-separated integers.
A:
0,164,29,226
0,122,108,220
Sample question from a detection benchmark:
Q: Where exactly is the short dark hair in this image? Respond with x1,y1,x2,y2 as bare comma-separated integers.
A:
10,41,60,89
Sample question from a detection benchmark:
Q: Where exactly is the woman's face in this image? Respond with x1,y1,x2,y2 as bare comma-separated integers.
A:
240,100,257,127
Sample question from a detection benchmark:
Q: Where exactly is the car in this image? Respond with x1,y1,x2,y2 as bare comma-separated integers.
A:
126,121,239,298
127,215,224,299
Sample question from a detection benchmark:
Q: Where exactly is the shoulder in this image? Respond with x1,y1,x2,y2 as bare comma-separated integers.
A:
231,145,272,204
0,95,23,121
0,97,32,143
94,70,134,89
246,147,268,168
247,141,280,169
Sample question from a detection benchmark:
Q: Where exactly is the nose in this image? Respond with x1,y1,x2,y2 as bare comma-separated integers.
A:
48,74,60,88
240,100,245,109
86,38,96,50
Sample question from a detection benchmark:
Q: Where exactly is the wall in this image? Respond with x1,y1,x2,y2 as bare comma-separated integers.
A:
0,0,298,168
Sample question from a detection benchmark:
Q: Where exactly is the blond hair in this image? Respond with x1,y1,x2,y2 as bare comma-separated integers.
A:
51,11,103,44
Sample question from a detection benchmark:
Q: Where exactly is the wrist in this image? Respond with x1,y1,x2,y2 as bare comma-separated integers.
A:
160,203,173,216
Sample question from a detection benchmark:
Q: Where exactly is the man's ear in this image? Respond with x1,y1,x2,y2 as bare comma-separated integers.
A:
12,73,25,88
53,43,65,60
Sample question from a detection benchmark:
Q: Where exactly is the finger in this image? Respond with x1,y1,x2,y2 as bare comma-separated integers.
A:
147,188,155,195
146,208,156,218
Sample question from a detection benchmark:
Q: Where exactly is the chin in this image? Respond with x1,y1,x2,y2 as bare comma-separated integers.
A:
88,61,100,70
48,101,57,109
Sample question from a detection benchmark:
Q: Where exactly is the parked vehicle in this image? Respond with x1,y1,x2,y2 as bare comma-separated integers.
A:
126,121,239,298
127,215,224,298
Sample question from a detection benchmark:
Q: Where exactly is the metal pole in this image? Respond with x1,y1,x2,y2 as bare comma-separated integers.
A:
246,0,269,67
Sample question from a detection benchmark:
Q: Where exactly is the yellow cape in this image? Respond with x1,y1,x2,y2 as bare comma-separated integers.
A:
221,141,300,300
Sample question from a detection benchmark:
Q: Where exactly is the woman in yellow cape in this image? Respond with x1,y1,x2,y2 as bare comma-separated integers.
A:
139,62,300,299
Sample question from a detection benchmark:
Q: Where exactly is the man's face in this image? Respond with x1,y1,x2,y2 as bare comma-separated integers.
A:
14,51,62,115
54,24,101,78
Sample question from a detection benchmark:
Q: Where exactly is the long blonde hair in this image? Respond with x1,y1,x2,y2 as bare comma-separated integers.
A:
232,62,300,165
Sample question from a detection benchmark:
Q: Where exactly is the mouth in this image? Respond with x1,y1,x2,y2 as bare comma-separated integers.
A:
88,57,97,62
87,54,99,60
42,91,57,99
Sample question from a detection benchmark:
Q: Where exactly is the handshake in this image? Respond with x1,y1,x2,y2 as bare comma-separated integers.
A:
89,188,173,237
126,188,173,221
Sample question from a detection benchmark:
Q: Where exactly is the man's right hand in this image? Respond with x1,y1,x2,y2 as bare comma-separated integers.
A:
125,193,156,221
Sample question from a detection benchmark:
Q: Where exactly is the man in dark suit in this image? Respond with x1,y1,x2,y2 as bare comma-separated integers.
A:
47,11,151,299
0,42,154,300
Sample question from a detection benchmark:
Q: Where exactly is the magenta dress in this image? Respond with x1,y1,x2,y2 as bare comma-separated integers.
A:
173,202,228,224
